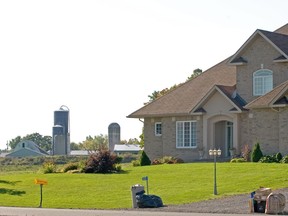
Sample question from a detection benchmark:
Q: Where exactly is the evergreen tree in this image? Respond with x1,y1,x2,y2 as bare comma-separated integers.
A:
251,142,263,162
140,150,151,166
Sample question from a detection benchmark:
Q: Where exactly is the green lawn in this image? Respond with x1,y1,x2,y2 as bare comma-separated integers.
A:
0,162,288,209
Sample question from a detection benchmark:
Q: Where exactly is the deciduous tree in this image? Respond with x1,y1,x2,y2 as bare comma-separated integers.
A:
79,134,108,153
8,133,52,151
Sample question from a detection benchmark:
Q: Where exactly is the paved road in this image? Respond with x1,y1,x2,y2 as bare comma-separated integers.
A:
0,207,253,216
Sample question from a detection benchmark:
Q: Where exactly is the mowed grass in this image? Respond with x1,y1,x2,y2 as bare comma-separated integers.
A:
0,162,288,209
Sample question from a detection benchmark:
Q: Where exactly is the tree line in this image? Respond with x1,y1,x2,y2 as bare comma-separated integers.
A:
6,133,141,152
6,69,202,152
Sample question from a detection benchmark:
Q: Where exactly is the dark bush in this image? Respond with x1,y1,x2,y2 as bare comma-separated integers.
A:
83,150,121,173
259,153,283,163
259,155,278,163
251,142,263,162
276,152,283,162
139,151,151,166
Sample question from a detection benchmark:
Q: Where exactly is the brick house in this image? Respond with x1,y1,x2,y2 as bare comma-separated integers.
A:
127,23,288,162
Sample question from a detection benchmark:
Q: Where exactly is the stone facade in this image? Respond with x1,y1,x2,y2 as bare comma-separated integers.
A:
239,108,288,156
144,116,202,162
236,35,288,103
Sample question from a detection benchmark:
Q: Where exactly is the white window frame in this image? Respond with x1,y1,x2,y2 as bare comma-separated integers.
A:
176,121,197,148
155,122,162,136
253,69,273,96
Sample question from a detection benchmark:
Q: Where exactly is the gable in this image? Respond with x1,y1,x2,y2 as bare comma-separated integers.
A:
245,80,288,109
203,91,234,114
191,85,246,115
229,30,288,65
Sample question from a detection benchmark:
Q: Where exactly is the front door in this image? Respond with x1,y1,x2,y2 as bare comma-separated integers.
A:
226,121,233,156
214,120,233,157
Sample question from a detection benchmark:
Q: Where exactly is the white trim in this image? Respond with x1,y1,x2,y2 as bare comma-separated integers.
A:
190,85,242,114
176,120,197,148
253,69,273,96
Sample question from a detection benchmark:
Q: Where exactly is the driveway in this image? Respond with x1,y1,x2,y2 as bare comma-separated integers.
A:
0,207,254,216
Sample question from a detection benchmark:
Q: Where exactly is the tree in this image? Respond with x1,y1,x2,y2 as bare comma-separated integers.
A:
8,136,22,149
186,68,202,81
146,68,202,104
251,142,263,162
139,150,151,166
79,134,108,153
8,133,52,151
70,142,81,150
120,138,140,144
139,128,144,149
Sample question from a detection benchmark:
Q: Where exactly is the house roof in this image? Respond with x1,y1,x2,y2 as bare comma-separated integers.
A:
245,80,288,109
127,23,288,118
127,58,236,118
275,23,288,35
6,140,49,157
229,29,288,64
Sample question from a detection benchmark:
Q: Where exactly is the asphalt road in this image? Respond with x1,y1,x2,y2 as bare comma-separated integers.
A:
0,207,253,216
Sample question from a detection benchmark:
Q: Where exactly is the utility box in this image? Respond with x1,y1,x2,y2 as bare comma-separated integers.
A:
131,184,144,208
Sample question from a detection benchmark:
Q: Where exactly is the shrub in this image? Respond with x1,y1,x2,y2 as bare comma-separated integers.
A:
131,159,140,167
61,162,79,173
139,151,151,166
276,152,283,162
259,153,283,163
280,155,288,163
259,155,277,163
242,144,251,162
251,142,263,162
118,153,139,163
230,158,246,163
42,161,57,174
83,150,121,173
173,158,184,164
152,156,184,165
152,159,162,165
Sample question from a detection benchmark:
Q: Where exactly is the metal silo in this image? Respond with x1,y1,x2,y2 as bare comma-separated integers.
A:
108,122,120,152
52,105,70,155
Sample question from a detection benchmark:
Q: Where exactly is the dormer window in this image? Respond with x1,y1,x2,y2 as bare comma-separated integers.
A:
253,69,273,96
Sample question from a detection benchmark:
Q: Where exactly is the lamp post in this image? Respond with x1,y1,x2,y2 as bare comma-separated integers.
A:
209,148,221,195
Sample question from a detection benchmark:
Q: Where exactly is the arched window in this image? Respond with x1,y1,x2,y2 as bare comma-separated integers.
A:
253,69,273,96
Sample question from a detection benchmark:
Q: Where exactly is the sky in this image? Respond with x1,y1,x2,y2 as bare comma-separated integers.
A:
1,0,288,149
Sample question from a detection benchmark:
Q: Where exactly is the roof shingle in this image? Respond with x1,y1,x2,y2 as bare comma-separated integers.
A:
127,58,236,118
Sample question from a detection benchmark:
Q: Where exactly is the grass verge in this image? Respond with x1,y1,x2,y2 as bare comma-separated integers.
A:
0,162,287,209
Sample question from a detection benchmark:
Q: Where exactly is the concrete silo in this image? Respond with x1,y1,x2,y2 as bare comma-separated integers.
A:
108,123,120,152
52,105,70,155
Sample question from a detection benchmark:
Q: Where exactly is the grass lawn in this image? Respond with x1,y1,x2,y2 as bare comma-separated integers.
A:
0,162,288,209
